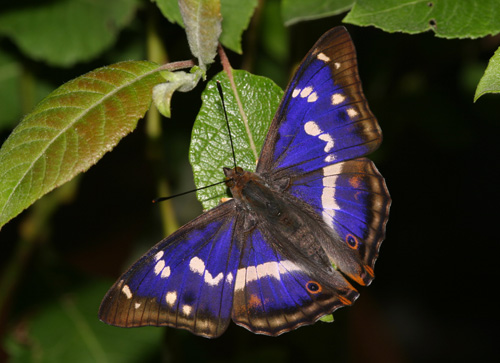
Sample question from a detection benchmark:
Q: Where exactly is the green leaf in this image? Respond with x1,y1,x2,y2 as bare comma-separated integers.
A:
154,0,256,56
153,0,185,26
189,70,283,210
0,61,164,231
475,46,500,101
0,0,141,67
344,0,500,38
178,0,222,70
219,0,258,54
282,0,354,26
4,282,162,362
319,314,334,323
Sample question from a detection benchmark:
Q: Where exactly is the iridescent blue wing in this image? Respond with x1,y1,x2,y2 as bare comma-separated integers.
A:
285,158,390,286
257,27,382,174
99,201,241,338
257,27,390,286
232,226,359,335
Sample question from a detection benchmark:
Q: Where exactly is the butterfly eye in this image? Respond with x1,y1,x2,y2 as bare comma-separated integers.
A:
306,281,322,294
345,234,359,249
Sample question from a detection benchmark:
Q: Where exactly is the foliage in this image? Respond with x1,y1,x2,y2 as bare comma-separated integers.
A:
0,0,498,361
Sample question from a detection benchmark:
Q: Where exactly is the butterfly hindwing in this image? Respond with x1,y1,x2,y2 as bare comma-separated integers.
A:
99,201,241,338
286,158,390,285
232,226,359,336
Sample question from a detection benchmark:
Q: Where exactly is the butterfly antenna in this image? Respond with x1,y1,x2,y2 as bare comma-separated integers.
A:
155,82,235,204
153,180,227,203
216,81,237,169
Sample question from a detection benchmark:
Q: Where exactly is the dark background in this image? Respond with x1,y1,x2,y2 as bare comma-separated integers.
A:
1,9,499,363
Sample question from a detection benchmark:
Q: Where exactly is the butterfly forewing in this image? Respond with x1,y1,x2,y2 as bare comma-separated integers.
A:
258,27,382,175
99,201,241,338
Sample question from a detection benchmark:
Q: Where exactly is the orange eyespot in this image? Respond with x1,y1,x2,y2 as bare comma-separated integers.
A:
306,281,322,294
345,234,359,249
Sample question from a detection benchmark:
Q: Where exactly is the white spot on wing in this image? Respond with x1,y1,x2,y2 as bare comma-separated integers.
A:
189,256,205,274
279,260,301,273
189,256,224,286
226,272,233,284
300,86,313,98
322,211,334,229
234,261,302,291
321,187,340,211
235,269,245,291
304,121,322,136
134,302,141,309
322,175,339,187
307,92,318,103
246,265,257,283
319,134,334,152
122,285,132,299
347,107,359,118
154,259,165,275
292,88,301,98
305,121,334,153
205,272,224,286
182,305,192,316
334,62,341,69
331,93,345,105
323,163,343,176
321,164,344,229
161,265,171,278
166,291,177,306
257,261,280,280
154,251,164,261
317,52,330,63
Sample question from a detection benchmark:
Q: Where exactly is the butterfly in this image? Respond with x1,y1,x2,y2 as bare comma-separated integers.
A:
99,26,391,338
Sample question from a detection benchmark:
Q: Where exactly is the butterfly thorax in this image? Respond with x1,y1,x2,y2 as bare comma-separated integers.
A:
223,166,286,220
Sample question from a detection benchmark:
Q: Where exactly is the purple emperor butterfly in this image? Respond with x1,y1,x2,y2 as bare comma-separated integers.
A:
99,26,391,338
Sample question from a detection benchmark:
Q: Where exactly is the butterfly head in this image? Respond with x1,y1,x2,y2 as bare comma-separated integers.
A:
223,166,245,188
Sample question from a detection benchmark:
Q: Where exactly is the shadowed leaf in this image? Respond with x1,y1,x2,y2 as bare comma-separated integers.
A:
344,0,500,38
0,0,141,67
475,46,500,101
282,0,353,26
